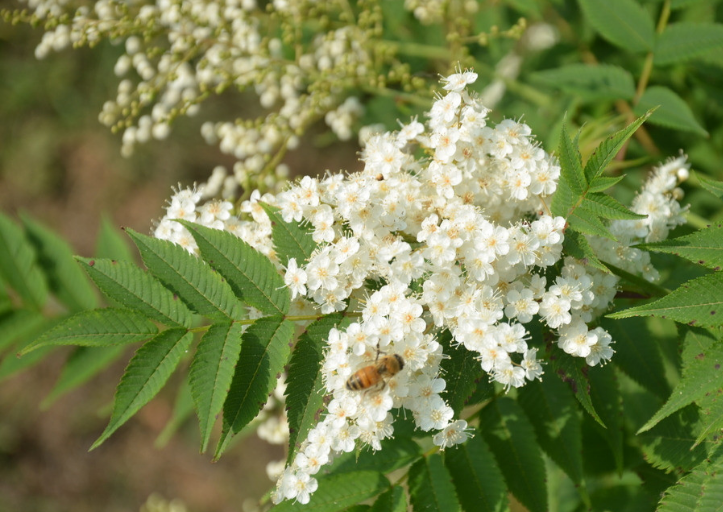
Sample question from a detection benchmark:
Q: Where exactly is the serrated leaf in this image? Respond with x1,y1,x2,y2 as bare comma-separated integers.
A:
638,225,723,271
551,123,586,219
532,64,635,101
589,364,624,473
20,308,159,354
638,404,710,472
408,454,461,512
0,309,45,354
272,471,389,512
601,317,670,398
327,436,422,476
583,111,654,182
179,221,290,316
563,230,609,273
369,486,406,512
657,449,723,512
21,214,98,312
76,257,193,327
155,378,195,448
0,317,61,382
96,215,134,262
41,345,126,408
588,174,626,193
126,228,244,321
444,430,508,512
286,313,344,464
518,376,584,485
440,331,484,416
578,0,655,52
189,321,245,453
215,315,293,459
478,397,547,512
655,22,723,65
582,193,646,220
569,209,617,240
638,327,723,433
546,342,604,426
260,203,317,267
608,272,723,326
0,213,48,310
696,172,723,199
603,260,668,297
634,86,708,136
694,387,723,447
90,328,193,450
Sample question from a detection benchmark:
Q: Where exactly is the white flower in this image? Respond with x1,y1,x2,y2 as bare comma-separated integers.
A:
284,258,307,299
433,419,472,448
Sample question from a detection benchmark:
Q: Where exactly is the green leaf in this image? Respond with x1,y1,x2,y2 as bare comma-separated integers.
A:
601,317,670,398
589,364,624,473
126,228,244,321
408,454,461,512
189,321,245,453
260,202,317,267
634,86,708,136
551,123,586,219
444,430,508,512
21,214,98,312
581,193,646,220
76,257,193,327
588,174,626,193
568,208,616,241
286,313,344,464
696,172,723,199
326,437,423,476
638,225,723,271
655,22,723,65
0,309,46,354
41,345,126,408
608,272,723,327
369,486,406,512
179,221,290,316
638,327,723,433
20,308,159,354
583,111,654,182
272,471,389,512
95,215,134,262
562,230,609,273
532,64,635,101
91,328,193,450
578,0,655,52
546,343,604,426
215,315,293,459
694,387,723,447
657,450,723,512
479,397,547,512
155,378,195,448
603,260,669,298
0,317,61,382
0,212,48,310
518,376,584,485
439,331,484,416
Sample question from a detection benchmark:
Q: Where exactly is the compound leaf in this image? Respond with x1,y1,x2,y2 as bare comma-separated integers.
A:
408,454,461,512
0,212,48,310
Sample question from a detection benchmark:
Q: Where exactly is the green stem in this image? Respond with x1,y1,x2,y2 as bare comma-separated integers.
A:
634,0,671,104
359,85,433,108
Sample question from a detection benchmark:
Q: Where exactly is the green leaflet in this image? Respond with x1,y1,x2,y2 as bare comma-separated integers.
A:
215,315,293,459
694,388,723,447
532,64,635,101
369,486,407,512
655,22,723,66
95,215,134,262
657,449,723,512
518,376,584,486
126,228,244,321
638,327,723,433
568,208,616,241
588,175,625,193
41,345,126,409
608,272,723,327
0,309,45,354
581,193,645,220
20,308,159,354
578,0,655,53
638,224,723,271
272,471,389,512
696,172,723,199
439,330,484,416
178,220,290,315
286,313,344,465
0,212,48,310
550,123,585,219
326,437,422,476
562,230,608,273
634,86,708,136
478,397,547,512
189,321,245,453
77,257,193,327
0,317,62,383
444,429,508,512
22,214,98,312
408,454,461,512
260,202,318,267
588,364,624,474
91,328,193,450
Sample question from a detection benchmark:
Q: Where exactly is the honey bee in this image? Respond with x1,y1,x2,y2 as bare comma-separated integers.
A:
345,354,405,392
